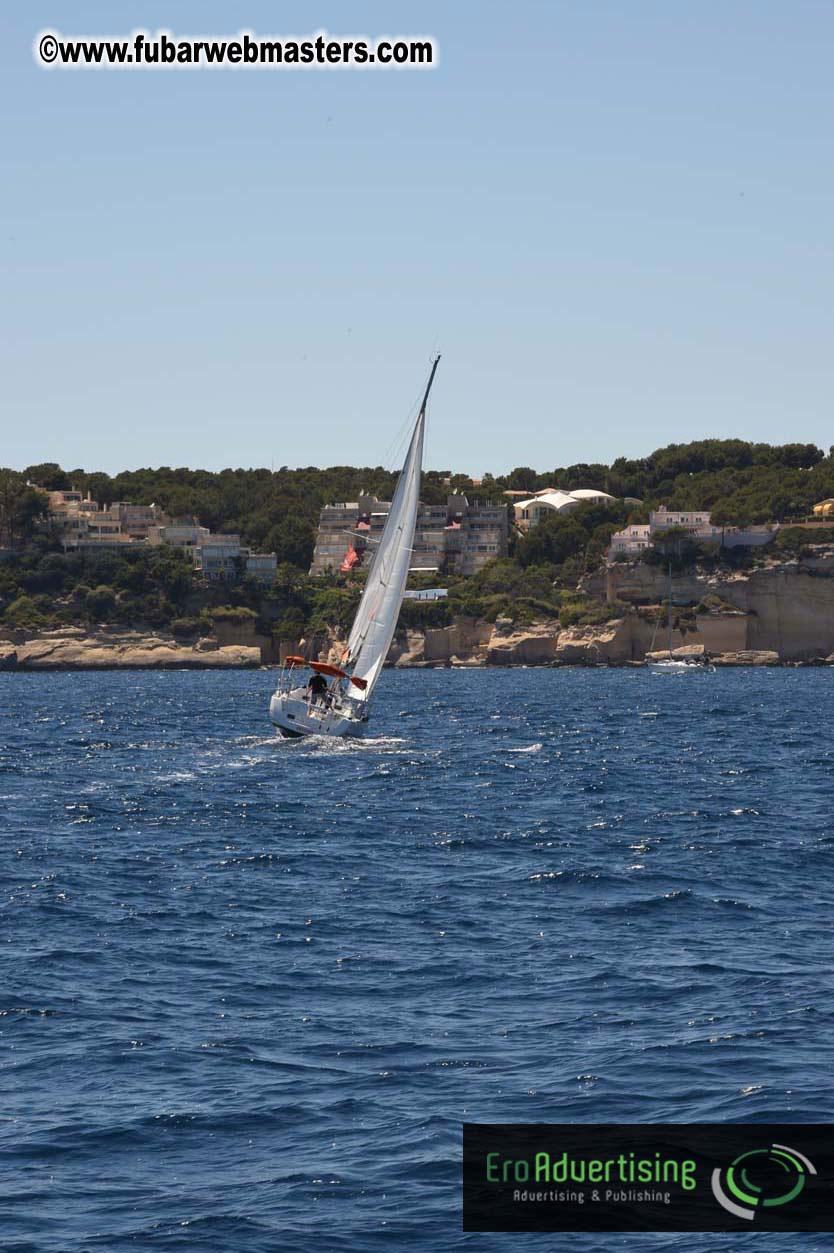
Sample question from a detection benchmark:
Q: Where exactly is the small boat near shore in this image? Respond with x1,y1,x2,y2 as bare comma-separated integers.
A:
269,356,441,738
648,559,705,670
649,656,704,669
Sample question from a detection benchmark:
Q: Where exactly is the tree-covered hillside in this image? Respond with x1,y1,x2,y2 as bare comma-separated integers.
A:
4,462,480,569
494,439,834,524
9,437,834,548
2,439,834,639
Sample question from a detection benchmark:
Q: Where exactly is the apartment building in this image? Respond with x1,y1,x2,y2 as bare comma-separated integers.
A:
244,552,279,583
608,524,652,556
117,502,169,538
34,486,279,585
191,536,277,583
45,491,123,547
196,536,243,581
309,494,508,577
146,523,211,554
43,491,171,548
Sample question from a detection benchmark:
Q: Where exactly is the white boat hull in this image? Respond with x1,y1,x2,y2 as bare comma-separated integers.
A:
269,688,365,738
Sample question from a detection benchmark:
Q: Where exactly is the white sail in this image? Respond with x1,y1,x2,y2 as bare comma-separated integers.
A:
345,408,425,699
269,357,439,739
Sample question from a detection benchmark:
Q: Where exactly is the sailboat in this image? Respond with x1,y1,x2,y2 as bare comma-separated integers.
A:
649,560,701,669
269,356,441,738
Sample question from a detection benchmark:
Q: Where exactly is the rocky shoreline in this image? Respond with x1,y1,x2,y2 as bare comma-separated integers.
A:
0,629,262,671
4,557,834,672
0,626,830,672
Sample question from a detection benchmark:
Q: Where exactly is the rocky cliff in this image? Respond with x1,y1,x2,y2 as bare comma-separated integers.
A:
306,611,768,668
303,556,834,667
0,628,261,670
595,556,834,662
4,556,834,670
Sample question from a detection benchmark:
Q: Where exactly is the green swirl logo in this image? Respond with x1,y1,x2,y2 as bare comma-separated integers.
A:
711,1143,816,1221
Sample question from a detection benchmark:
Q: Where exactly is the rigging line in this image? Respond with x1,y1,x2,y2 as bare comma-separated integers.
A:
380,356,434,473
649,606,661,653
340,528,381,543
380,392,421,473
380,416,416,479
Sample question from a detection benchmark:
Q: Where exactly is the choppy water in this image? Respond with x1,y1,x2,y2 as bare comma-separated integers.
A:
1,668,833,1252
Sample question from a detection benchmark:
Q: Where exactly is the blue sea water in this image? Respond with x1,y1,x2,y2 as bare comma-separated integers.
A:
1,667,833,1252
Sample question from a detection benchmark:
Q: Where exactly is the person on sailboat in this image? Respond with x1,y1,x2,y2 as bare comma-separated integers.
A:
307,671,328,704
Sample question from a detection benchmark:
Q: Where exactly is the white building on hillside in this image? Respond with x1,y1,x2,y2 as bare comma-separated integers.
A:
402,587,448,601
147,523,211,553
609,508,779,556
514,487,616,531
570,489,617,504
649,507,717,535
609,524,651,556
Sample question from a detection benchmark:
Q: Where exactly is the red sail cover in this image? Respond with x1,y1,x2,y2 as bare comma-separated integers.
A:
340,544,360,572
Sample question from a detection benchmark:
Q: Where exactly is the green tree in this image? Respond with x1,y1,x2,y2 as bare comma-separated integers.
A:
264,516,315,569
517,517,587,567
274,607,306,641
23,463,70,490
0,473,46,545
4,595,48,629
506,466,539,491
85,585,117,620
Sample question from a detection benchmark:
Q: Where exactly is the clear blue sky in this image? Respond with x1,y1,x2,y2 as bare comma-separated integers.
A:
3,2,833,477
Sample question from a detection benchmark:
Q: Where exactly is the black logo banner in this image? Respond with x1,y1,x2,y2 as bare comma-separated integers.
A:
463,1123,834,1232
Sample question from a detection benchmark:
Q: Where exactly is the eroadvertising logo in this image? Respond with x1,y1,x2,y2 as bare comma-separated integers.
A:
462,1124,834,1232
711,1143,816,1220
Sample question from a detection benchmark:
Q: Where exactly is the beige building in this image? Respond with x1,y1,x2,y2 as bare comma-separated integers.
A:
115,502,169,537
42,490,170,548
44,490,122,548
608,524,652,556
35,486,278,584
146,523,211,554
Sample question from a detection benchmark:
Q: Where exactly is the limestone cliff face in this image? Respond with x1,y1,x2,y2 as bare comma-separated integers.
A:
213,620,277,661
318,618,494,669
743,569,834,659
7,557,834,670
485,618,559,665
618,611,748,659
552,621,630,664
301,603,806,668
0,629,261,670
600,558,834,661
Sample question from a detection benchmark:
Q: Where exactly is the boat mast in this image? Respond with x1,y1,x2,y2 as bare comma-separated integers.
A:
419,353,441,417
668,560,673,659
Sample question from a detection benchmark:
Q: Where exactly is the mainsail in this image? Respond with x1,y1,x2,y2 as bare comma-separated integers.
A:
345,356,440,700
